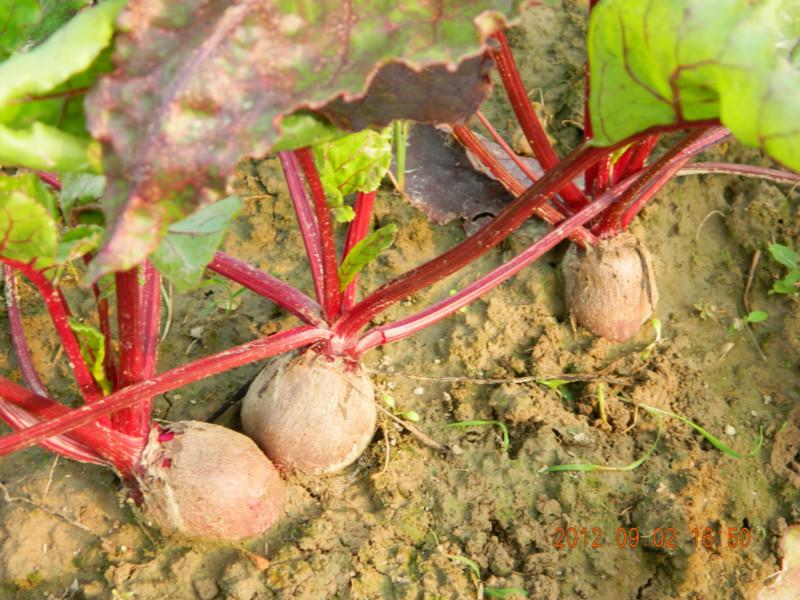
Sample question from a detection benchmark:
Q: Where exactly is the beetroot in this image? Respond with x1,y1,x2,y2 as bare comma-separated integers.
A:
135,421,284,540
562,233,659,342
241,351,376,474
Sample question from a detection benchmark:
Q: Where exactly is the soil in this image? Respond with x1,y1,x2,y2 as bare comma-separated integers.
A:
1,2,799,599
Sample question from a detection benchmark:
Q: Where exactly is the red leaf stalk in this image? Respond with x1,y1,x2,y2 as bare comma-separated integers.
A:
1,259,102,402
294,147,342,322
340,191,377,312
451,124,597,247
209,252,325,326
490,30,589,211
279,151,326,307
0,326,331,457
355,171,640,355
331,140,615,349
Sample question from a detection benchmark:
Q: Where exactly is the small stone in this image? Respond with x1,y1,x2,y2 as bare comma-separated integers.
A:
190,326,204,339
192,575,217,599
724,425,737,436
413,386,424,396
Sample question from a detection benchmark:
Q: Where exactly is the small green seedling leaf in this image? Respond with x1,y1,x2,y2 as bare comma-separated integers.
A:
745,310,768,324
314,128,393,223
544,415,663,473
151,196,243,291
538,378,574,400
768,244,798,270
382,394,396,409
634,402,763,459
68,318,111,395
339,224,397,290
399,410,421,423
448,420,510,453
771,270,800,295
0,173,58,268
0,0,124,107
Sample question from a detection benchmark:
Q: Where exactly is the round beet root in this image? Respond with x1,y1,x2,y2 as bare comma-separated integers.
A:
241,351,376,474
135,421,284,540
562,233,659,342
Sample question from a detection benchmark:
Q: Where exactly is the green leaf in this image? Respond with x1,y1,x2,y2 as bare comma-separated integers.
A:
339,224,397,290
0,1,94,60
769,243,798,270
56,224,103,264
588,0,800,171
271,111,347,152
0,122,102,172
59,173,106,219
67,318,111,395
151,196,242,291
544,416,663,473
83,0,520,279
314,128,393,223
771,269,800,294
745,310,768,324
0,0,124,107
0,173,58,268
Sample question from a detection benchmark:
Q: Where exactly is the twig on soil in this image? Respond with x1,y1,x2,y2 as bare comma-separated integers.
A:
743,249,761,316
366,366,630,387
376,405,448,452
0,481,99,538
379,418,392,474
42,455,60,501
160,280,174,344
694,210,725,244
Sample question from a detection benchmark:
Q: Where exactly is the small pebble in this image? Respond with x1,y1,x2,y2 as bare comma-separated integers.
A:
413,386,424,396
724,425,737,436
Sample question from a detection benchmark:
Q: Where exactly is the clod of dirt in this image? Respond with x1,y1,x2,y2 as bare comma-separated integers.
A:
562,232,659,342
242,351,376,474
135,421,285,540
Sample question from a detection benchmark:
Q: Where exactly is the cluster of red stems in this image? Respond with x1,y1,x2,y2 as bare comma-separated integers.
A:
0,29,796,503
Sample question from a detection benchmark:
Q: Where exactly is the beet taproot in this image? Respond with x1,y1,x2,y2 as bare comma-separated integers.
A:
135,420,284,540
562,233,659,342
241,351,376,474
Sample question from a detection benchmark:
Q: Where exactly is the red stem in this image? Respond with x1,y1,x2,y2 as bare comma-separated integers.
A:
113,267,147,435
279,151,326,306
474,111,542,184
356,173,640,355
294,147,342,322
0,326,330,457
676,162,800,185
490,30,589,211
451,125,597,247
208,252,325,326
1,259,102,402
612,135,660,184
596,127,730,236
0,394,106,465
331,140,615,350
3,265,49,397
0,377,142,471
34,171,62,191
340,191,376,311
